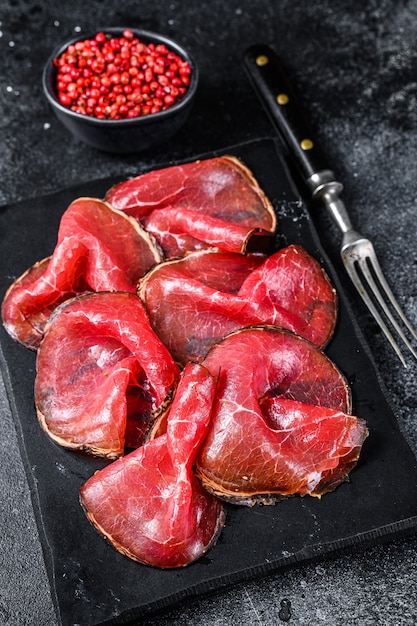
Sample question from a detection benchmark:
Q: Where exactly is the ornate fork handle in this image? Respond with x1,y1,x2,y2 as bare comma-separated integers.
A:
243,44,417,365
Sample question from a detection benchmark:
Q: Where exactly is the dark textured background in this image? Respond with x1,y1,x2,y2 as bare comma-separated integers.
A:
1,1,417,624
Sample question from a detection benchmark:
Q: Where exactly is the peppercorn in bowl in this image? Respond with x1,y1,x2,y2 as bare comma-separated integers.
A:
42,28,198,153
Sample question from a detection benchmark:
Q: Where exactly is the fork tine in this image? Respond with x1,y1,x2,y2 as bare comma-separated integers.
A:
342,247,417,366
343,260,408,366
358,256,417,362
368,253,417,343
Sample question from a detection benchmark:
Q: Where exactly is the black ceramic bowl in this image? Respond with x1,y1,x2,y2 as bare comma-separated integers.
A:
42,27,198,153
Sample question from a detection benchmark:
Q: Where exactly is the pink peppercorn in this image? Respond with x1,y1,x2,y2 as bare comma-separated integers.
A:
54,29,192,119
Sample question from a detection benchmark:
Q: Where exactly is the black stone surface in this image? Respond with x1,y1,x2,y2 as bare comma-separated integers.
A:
1,1,417,625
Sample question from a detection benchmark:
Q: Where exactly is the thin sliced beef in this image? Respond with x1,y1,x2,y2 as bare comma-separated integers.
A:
196,326,368,506
143,207,274,256
138,245,337,365
237,244,336,346
105,155,277,257
35,292,179,458
80,362,225,568
1,197,162,350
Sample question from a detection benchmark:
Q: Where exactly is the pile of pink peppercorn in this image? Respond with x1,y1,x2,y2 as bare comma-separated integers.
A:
53,29,192,119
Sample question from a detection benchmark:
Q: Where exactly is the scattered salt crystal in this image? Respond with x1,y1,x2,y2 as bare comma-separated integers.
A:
54,20,60,27
6,85,13,92
0,31,3,38
74,25,81,32
43,122,51,130
168,19,174,25
9,40,15,47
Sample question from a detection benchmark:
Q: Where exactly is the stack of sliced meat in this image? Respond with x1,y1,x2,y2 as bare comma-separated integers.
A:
1,155,368,569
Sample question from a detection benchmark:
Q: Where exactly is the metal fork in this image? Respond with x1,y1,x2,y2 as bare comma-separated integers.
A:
309,171,417,367
243,44,417,366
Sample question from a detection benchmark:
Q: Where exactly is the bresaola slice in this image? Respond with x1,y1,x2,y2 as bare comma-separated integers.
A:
138,244,337,364
105,155,277,257
35,292,179,458
143,207,273,257
258,397,367,496
80,362,225,568
1,197,162,350
195,326,368,506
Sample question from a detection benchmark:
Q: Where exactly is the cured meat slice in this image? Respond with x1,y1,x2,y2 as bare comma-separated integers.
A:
138,245,337,365
105,155,277,257
143,247,266,293
143,207,274,256
196,326,368,506
258,397,367,495
80,362,226,568
35,292,179,458
237,245,336,346
1,197,162,350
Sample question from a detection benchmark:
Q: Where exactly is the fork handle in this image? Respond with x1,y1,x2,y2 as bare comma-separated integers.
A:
243,47,342,190
243,44,330,180
243,44,354,234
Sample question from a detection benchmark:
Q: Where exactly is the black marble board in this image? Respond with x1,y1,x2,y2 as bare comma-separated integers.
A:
1,138,417,626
